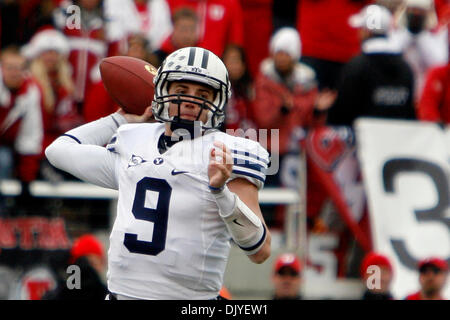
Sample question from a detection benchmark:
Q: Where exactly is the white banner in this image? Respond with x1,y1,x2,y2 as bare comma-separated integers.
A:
355,118,450,300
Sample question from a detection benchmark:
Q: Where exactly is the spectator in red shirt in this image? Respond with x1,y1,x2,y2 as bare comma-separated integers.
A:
360,252,394,300
253,27,334,158
405,257,449,300
167,0,244,57
0,46,44,199
297,0,373,90
417,60,450,123
150,7,200,68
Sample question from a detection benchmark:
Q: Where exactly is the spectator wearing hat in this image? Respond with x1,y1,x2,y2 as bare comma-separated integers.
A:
43,234,107,300
69,234,106,275
327,4,416,127
253,26,336,165
253,27,336,227
271,253,303,300
22,28,83,159
405,257,449,300
360,252,394,300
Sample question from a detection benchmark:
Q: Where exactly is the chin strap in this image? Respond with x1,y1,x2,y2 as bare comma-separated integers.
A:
169,117,204,140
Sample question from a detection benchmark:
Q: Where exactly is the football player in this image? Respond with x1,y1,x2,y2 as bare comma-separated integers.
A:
45,47,271,300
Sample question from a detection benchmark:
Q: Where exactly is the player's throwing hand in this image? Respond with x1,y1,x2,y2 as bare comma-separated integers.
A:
117,106,153,123
208,141,233,189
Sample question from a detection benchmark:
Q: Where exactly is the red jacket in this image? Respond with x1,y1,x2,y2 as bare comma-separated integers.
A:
0,77,44,182
83,80,119,123
240,0,273,78
297,0,372,63
168,0,244,57
418,64,450,123
38,73,82,151
253,59,321,154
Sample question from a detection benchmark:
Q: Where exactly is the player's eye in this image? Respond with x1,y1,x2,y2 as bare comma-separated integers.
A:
197,91,212,100
175,89,187,95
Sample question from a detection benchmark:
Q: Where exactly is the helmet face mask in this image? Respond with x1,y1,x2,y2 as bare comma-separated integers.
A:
152,47,231,130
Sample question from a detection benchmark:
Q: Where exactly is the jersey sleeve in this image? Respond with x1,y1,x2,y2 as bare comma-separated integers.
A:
46,137,120,189
227,137,270,190
45,113,127,189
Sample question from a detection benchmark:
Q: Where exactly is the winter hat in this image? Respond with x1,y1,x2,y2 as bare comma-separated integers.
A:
269,27,301,61
21,28,70,59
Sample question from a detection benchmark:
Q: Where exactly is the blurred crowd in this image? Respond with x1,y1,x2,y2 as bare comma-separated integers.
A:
1,1,449,186
0,0,449,299
271,251,448,300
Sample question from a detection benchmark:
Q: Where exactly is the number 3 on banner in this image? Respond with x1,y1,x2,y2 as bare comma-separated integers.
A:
383,158,450,269
124,177,172,256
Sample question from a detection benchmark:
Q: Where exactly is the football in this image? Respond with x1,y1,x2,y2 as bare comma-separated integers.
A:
99,56,157,115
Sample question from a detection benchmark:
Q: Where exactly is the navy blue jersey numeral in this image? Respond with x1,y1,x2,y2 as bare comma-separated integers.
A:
124,177,172,256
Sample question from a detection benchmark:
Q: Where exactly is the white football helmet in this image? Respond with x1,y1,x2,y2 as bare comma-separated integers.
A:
152,47,231,129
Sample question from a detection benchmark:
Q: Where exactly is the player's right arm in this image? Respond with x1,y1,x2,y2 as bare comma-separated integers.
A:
45,107,152,189
208,140,271,264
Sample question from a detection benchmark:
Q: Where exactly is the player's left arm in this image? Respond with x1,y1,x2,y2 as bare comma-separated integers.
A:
208,141,271,264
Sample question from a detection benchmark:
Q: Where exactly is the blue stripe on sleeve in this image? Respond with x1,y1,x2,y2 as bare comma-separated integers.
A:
233,158,266,174
62,134,81,144
231,149,269,164
110,115,120,128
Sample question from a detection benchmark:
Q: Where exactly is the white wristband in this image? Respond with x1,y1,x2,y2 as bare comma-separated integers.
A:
211,185,237,218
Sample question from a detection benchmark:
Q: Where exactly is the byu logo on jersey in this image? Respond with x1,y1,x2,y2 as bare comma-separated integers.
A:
128,155,147,168
153,157,164,165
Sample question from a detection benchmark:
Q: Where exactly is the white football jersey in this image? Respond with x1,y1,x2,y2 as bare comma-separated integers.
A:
105,122,269,299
